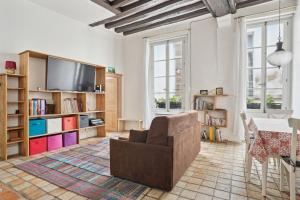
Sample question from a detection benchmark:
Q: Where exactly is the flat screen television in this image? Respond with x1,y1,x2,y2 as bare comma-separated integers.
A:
47,57,96,92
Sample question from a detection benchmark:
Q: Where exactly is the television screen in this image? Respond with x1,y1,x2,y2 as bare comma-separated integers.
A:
47,57,95,92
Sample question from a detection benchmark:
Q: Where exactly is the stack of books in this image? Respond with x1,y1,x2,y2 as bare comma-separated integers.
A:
194,98,214,110
63,98,82,113
29,99,46,116
202,128,223,142
205,114,226,127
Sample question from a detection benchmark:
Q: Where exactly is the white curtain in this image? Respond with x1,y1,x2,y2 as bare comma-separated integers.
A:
143,38,155,129
232,17,247,141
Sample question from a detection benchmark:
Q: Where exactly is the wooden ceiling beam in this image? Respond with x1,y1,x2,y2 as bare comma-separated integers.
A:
111,0,137,8
90,0,121,14
120,0,152,12
123,8,210,35
227,0,236,14
90,0,171,27
236,0,273,9
115,1,205,33
105,0,199,29
202,0,231,17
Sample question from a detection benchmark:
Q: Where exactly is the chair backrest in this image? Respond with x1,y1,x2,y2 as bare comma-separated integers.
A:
267,109,293,119
240,112,250,144
288,118,300,163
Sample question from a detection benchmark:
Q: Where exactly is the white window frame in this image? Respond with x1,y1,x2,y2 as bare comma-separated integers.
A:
149,35,188,115
246,15,293,113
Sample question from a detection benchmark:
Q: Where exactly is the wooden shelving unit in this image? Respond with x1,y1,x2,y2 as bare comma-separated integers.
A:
0,50,106,160
0,70,28,160
193,94,228,143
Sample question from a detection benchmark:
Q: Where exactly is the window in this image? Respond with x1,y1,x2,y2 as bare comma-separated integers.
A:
246,17,292,112
150,36,187,114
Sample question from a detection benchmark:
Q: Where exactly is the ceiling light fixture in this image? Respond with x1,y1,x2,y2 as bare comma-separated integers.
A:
267,0,292,68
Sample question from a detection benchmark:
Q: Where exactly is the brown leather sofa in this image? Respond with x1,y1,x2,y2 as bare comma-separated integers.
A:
110,111,201,191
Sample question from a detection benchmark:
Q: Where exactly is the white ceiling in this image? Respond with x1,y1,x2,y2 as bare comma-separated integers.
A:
28,0,114,25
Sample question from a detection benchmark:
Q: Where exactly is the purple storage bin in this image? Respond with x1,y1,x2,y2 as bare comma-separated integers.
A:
48,134,63,151
63,132,77,147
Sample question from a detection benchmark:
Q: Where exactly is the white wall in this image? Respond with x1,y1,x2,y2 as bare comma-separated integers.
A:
0,0,124,73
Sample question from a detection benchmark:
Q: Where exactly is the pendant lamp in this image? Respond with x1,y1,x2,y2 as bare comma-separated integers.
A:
267,0,292,68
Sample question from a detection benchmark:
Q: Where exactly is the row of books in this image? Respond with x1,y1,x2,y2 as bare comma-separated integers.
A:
29,99,46,116
194,98,214,110
205,114,226,127
63,98,82,114
201,127,223,142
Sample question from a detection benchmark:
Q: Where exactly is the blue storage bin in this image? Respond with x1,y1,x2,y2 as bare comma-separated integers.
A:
29,119,47,136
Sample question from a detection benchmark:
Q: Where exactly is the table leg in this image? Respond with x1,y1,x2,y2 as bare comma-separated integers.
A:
262,160,268,196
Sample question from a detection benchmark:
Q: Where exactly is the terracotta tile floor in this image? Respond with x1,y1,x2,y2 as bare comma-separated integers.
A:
0,133,297,200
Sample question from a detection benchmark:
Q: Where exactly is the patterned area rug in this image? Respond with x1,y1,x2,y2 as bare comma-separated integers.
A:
16,139,147,199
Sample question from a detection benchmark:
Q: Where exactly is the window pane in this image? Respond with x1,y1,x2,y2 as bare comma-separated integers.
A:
169,41,182,59
169,93,183,110
169,59,183,76
154,77,166,93
266,89,282,109
266,68,283,88
154,44,166,61
247,88,262,109
247,48,262,68
267,23,284,46
247,68,262,88
154,61,166,77
154,93,166,109
247,26,262,48
169,76,184,93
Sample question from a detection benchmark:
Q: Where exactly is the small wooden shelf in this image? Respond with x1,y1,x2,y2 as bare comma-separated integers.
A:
29,89,105,95
0,73,25,78
80,124,105,130
7,101,24,104
7,126,23,131
7,88,25,90
194,94,228,97
29,111,105,118
7,114,24,117
29,129,79,139
7,139,24,145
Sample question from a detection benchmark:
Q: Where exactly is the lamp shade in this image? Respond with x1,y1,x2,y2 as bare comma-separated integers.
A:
267,41,292,67
5,61,17,69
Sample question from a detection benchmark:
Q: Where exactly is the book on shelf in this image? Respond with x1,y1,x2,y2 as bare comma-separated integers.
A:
205,114,226,127
204,127,223,142
29,98,46,116
63,98,82,113
194,97,214,110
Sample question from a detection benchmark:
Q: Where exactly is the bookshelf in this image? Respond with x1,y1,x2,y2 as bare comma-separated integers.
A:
193,94,228,143
0,50,106,160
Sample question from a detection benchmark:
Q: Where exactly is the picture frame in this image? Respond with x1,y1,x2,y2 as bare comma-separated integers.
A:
200,90,208,95
216,87,223,95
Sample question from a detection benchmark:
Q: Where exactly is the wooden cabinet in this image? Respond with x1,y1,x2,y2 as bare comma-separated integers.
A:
105,73,122,132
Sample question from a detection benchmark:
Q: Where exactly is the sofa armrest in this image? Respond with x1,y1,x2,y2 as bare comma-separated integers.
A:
110,139,173,190
129,129,148,143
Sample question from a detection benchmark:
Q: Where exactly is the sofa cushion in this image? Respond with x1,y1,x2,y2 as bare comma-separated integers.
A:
129,130,148,143
146,116,169,145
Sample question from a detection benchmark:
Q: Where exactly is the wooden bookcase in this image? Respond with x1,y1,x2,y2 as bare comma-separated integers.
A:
0,50,106,160
193,94,228,142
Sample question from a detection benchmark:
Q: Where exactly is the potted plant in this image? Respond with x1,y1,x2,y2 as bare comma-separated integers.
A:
170,95,182,109
266,95,281,109
247,98,261,109
155,97,166,108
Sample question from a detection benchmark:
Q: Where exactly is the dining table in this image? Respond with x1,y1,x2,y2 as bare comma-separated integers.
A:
248,117,293,196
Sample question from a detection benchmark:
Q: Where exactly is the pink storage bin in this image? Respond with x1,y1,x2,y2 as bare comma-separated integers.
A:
48,134,63,151
63,132,77,147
